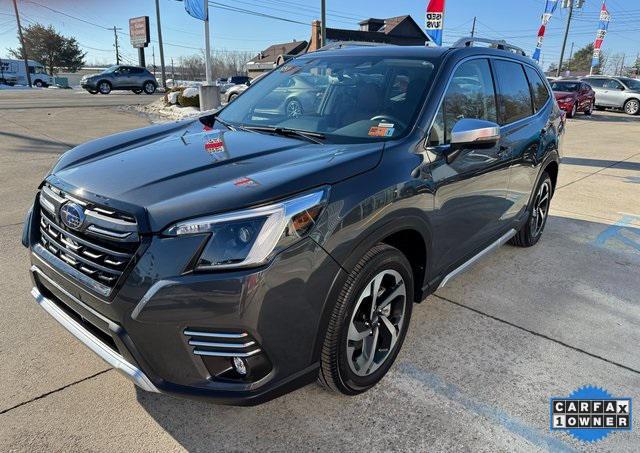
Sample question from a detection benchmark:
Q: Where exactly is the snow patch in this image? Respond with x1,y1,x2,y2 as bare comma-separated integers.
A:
182,87,199,98
167,91,180,105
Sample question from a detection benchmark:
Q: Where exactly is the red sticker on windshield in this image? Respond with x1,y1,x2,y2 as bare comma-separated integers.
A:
368,126,395,137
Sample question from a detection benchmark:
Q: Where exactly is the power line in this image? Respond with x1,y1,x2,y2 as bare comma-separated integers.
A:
208,1,309,26
26,0,111,30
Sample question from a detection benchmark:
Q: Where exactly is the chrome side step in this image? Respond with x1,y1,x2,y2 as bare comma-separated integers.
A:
437,228,517,289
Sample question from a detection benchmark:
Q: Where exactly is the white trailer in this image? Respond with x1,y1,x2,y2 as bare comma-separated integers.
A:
0,59,53,87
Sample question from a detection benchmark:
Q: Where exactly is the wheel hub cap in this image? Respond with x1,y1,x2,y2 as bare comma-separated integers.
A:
346,269,406,377
531,181,550,237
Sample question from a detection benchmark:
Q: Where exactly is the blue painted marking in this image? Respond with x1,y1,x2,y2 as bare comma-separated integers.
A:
397,363,576,452
594,215,640,252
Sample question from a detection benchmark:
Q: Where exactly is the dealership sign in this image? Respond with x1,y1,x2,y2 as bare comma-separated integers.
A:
129,16,150,48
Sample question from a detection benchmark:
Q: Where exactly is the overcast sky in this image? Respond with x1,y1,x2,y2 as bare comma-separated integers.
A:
1,0,639,69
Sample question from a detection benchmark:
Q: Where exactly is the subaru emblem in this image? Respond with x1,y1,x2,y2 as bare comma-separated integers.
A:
60,202,85,230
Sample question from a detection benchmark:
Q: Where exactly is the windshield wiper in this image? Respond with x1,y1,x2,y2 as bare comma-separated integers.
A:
244,126,326,144
200,113,255,134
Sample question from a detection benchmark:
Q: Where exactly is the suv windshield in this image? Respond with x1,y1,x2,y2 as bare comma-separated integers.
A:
620,78,640,90
550,81,580,92
218,55,437,143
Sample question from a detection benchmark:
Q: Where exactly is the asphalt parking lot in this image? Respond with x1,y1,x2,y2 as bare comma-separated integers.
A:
1,90,639,451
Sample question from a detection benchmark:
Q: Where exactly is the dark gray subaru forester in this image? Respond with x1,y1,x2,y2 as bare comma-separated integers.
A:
23,39,563,405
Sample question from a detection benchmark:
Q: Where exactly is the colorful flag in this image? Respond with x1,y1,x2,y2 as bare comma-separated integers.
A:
425,0,446,46
184,0,207,21
591,2,610,69
532,0,559,62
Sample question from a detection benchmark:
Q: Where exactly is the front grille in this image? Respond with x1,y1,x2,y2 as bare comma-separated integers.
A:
35,182,140,295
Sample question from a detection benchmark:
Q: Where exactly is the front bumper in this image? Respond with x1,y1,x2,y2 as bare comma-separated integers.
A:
27,209,343,404
81,80,98,90
30,278,158,393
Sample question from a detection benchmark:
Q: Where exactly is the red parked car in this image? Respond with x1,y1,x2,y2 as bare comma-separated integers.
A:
550,80,595,117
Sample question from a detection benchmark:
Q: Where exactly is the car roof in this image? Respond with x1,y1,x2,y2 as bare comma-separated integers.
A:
298,44,537,67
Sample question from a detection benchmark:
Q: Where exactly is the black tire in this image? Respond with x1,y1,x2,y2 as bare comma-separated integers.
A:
584,101,594,116
318,243,413,395
623,98,640,116
33,79,43,88
567,102,577,118
98,81,111,95
132,89,143,94
595,106,606,111
143,81,156,94
88,89,98,95
227,93,238,103
510,173,553,247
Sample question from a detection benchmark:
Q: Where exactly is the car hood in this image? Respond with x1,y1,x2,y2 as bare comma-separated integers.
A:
49,119,383,232
553,91,576,99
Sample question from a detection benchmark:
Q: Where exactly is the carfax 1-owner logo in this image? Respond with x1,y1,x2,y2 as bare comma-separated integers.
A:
550,386,632,442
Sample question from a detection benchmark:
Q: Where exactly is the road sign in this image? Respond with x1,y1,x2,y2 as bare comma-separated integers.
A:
129,16,150,48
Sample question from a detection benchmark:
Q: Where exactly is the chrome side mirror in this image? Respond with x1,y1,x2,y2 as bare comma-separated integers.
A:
446,118,501,164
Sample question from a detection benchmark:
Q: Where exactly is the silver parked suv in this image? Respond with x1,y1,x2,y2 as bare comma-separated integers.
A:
581,76,640,115
81,65,158,95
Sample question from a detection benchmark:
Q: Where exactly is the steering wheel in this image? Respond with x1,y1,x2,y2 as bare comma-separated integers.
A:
369,115,407,131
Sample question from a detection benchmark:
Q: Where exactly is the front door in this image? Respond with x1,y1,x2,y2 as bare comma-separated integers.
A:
425,58,511,275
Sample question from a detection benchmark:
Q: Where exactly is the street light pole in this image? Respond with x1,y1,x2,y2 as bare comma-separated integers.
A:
113,26,121,65
470,16,477,37
12,0,31,87
203,0,212,84
155,0,167,89
320,0,326,47
556,0,574,77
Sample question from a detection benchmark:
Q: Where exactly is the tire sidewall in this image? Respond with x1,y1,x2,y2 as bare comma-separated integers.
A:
144,81,156,94
98,81,111,94
624,99,639,115
525,174,553,246
334,248,414,393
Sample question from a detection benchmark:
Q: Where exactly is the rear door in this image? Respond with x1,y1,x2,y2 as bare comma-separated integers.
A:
425,58,511,273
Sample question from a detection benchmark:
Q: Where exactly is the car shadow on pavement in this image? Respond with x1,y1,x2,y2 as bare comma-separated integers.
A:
561,157,640,172
570,112,640,123
132,214,640,451
0,130,73,154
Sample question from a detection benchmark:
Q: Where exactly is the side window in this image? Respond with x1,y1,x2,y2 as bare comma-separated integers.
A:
130,67,143,74
603,79,623,90
586,78,605,88
428,59,497,146
524,66,550,111
493,60,534,124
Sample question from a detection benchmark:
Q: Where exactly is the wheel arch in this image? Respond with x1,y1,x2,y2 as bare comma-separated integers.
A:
311,214,432,363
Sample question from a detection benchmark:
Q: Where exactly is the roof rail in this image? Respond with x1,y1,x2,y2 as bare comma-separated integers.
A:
452,37,527,57
316,41,396,52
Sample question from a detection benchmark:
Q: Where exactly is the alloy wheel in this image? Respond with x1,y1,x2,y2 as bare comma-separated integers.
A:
286,100,302,118
99,82,110,94
530,180,551,237
346,269,407,377
624,99,639,115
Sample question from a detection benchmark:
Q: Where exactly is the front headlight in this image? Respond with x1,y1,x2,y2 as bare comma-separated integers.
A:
165,189,328,270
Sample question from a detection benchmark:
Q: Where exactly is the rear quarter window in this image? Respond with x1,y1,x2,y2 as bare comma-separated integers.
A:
524,66,550,112
493,60,534,125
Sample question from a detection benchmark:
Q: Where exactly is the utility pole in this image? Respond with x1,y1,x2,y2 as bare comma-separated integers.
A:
152,46,156,77
171,58,175,83
569,41,574,61
320,0,326,47
556,0,575,77
12,0,31,87
470,16,477,37
113,26,121,65
619,53,625,76
154,0,167,89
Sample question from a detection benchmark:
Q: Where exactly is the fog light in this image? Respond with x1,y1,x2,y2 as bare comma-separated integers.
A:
232,356,247,375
